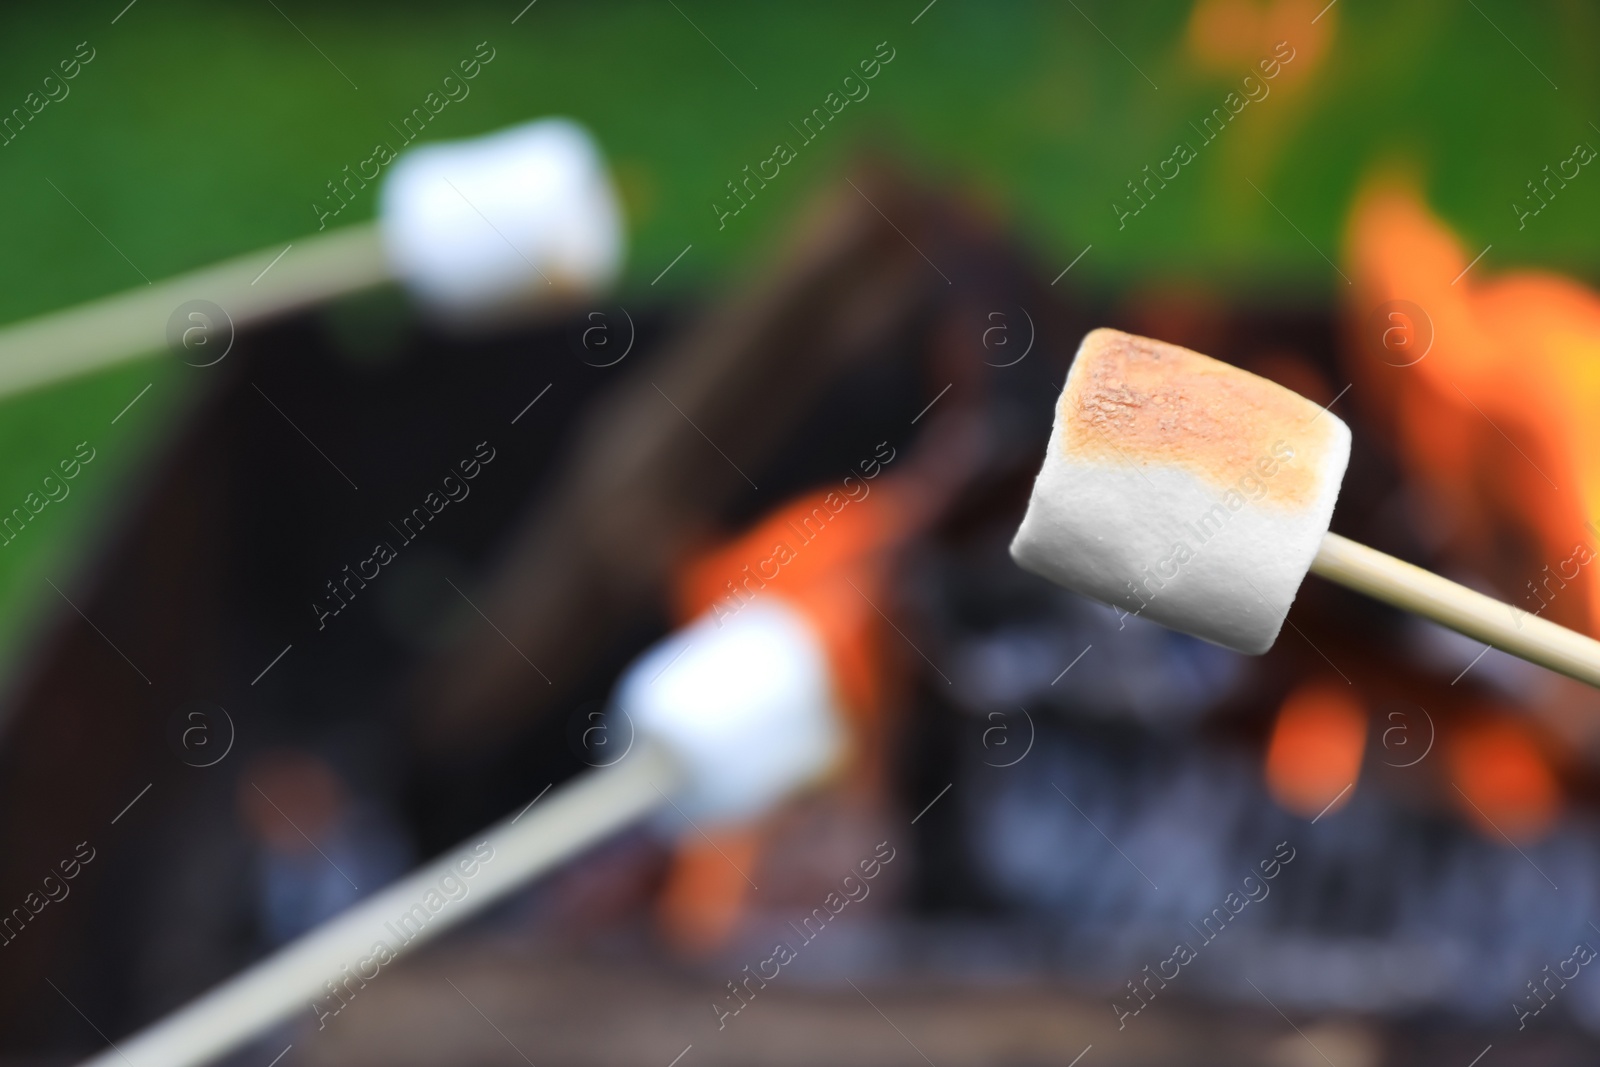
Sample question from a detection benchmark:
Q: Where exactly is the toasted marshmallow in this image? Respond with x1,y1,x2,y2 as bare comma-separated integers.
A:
1011,328,1351,655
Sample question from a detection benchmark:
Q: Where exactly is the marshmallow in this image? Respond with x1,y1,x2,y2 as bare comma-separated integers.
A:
379,118,625,321
1011,329,1351,655
609,600,846,827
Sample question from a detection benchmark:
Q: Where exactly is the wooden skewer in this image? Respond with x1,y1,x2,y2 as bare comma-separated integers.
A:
76,740,681,1067
1311,531,1600,689
1,120,623,402
0,225,390,400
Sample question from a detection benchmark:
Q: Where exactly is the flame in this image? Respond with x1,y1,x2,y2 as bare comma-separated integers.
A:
655,830,762,955
675,481,919,746
1264,681,1367,818
652,479,921,953
1345,176,1600,634
1446,714,1561,843
1185,0,1333,82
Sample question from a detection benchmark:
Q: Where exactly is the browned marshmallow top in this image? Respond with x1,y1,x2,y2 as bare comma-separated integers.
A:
1060,328,1338,510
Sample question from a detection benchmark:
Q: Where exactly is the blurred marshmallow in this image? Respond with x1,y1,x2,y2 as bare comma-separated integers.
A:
610,600,846,828
379,118,625,321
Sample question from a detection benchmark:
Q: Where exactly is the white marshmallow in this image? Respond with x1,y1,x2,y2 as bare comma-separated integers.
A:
609,600,846,828
379,118,625,321
1011,329,1351,655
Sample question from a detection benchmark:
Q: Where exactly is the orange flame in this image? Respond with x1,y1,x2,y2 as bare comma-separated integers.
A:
1186,0,1333,82
1264,680,1367,818
1446,714,1561,843
1345,176,1600,635
653,479,921,954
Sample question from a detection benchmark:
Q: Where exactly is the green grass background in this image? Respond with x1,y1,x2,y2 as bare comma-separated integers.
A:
0,0,1594,681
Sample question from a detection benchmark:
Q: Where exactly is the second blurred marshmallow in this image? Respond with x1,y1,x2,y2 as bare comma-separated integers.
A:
609,600,846,828
380,118,625,322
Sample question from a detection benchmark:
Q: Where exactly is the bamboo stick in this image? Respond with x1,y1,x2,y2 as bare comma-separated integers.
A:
76,740,680,1067
0,224,390,400
1310,531,1600,689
